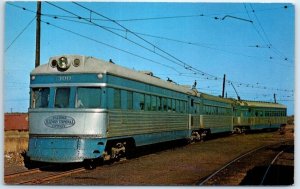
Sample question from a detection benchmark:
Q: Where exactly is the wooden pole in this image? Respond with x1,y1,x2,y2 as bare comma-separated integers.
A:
35,1,41,68
222,74,226,98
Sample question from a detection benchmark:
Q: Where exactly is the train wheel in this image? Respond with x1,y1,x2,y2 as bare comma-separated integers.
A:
83,159,98,170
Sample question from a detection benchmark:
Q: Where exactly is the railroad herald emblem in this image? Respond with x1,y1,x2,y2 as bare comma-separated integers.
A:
44,115,75,129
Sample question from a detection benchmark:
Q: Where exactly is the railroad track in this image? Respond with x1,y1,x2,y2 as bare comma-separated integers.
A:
260,144,294,185
4,164,86,184
198,140,294,186
18,167,86,184
4,165,56,180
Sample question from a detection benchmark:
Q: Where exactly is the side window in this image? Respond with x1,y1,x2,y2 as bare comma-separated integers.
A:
76,87,101,108
172,99,176,112
138,93,145,110
191,99,194,107
181,101,187,113
114,89,121,109
181,101,186,113
32,88,50,108
151,95,157,111
158,96,162,111
167,98,172,112
127,91,133,110
145,95,151,111
163,97,167,111
55,88,70,108
176,100,180,112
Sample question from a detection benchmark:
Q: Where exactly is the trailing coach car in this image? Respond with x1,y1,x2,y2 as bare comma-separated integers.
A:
232,100,287,132
27,55,287,166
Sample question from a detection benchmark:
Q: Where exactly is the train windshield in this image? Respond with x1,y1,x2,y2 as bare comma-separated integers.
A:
32,88,50,108
76,87,101,108
55,88,70,108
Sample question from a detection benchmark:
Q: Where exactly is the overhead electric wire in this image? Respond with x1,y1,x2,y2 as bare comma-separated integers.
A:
5,16,36,52
72,2,215,78
43,15,293,67
8,2,293,65
46,1,295,92
7,2,294,93
40,19,180,73
45,1,193,74
249,4,293,62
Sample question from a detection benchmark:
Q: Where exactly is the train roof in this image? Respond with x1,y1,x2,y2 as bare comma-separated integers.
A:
31,55,287,110
200,93,234,104
242,100,286,109
31,55,197,95
229,98,286,109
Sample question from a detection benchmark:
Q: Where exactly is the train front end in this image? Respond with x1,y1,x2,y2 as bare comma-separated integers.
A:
27,55,108,163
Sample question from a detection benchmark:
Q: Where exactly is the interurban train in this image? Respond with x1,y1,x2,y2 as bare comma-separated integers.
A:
27,55,287,167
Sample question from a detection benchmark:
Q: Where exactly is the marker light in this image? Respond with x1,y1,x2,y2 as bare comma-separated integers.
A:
51,59,57,68
73,58,80,67
57,57,70,70
97,73,103,79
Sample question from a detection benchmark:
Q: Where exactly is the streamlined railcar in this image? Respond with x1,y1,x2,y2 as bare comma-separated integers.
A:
27,55,200,165
27,55,287,167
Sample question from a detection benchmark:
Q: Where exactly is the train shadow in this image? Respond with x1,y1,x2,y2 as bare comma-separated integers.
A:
244,128,279,135
21,150,83,171
239,164,294,185
127,138,189,160
21,139,190,170
240,144,294,186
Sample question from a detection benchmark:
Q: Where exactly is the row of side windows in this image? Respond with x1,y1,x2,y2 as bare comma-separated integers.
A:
111,88,187,113
203,105,232,115
264,111,286,117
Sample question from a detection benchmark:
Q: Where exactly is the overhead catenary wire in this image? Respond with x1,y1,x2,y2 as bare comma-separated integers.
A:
44,15,293,67
45,2,294,93
45,2,195,73
47,1,220,80
5,16,36,52
40,20,180,73
7,2,293,65
248,4,293,62
7,2,294,93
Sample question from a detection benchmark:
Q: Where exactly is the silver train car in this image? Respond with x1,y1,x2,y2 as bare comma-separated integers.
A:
27,55,287,166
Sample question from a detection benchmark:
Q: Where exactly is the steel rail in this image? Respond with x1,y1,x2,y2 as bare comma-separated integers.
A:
18,167,86,184
4,165,54,179
260,143,287,185
198,140,293,185
260,148,287,185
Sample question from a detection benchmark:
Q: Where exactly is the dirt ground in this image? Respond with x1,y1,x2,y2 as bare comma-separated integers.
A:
4,125,294,185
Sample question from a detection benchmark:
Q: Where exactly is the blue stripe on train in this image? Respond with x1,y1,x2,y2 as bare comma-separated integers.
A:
31,74,102,84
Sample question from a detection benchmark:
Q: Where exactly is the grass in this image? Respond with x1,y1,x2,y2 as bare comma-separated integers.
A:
4,131,29,153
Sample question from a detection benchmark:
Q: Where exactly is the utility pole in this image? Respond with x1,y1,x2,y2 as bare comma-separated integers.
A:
274,93,277,103
222,74,226,98
35,1,41,68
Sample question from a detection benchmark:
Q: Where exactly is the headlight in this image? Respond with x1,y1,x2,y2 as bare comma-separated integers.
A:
73,58,80,67
57,57,70,70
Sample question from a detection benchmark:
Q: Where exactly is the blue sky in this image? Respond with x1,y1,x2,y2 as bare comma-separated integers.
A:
2,1,296,115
